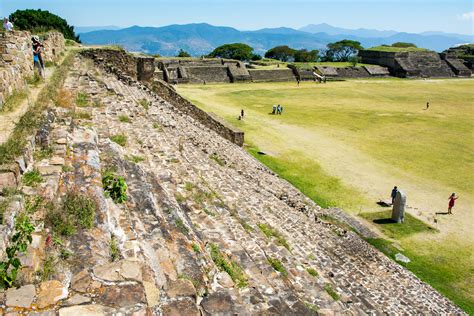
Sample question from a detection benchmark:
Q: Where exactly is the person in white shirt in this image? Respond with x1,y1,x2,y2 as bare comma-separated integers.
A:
3,18,13,31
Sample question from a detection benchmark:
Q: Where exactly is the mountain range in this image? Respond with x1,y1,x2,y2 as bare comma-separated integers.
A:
78,23,473,56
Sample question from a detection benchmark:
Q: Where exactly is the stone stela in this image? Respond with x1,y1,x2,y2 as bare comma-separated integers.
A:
392,190,407,223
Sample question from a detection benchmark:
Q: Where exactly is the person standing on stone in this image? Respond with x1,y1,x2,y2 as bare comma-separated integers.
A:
3,17,13,31
391,186,398,204
447,193,458,215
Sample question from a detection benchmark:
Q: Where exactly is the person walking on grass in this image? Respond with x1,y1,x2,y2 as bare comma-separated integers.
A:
448,193,458,214
276,104,281,115
426,102,430,110
279,105,284,115
272,105,276,115
241,109,244,118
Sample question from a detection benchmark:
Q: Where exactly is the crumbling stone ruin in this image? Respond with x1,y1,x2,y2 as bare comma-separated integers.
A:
359,49,472,78
0,38,468,314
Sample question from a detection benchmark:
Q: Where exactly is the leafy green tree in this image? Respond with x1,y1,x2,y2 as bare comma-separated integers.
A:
207,43,254,61
264,45,297,62
294,49,319,62
251,54,262,61
325,40,363,62
176,49,191,57
9,9,80,42
391,42,417,48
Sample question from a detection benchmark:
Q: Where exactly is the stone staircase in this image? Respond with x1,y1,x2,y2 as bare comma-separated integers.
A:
0,54,465,315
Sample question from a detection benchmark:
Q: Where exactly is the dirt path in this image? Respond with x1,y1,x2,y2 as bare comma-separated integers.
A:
0,65,57,144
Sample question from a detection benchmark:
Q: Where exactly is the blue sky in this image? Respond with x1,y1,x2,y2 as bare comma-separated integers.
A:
1,0,473,34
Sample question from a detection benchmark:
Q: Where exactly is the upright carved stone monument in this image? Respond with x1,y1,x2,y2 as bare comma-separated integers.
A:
391,190,406,223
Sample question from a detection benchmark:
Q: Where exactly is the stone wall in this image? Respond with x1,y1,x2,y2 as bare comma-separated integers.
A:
359,50,457,78
248,69,296,82
136,56,155,82
81,48,137,81
81,48,244,146
335,67,371,78
40,32,65,63
442,58,471,77
0,31,65,107
363,65,390,76
186,66,231,83
151,79,244,146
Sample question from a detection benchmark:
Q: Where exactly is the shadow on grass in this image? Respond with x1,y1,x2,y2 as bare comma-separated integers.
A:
361,210,437,239
373,218,396,224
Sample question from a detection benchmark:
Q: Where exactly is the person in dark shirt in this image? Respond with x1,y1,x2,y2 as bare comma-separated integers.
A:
391,186,398,204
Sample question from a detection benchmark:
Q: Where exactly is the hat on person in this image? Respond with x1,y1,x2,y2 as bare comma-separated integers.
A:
32,35,40,42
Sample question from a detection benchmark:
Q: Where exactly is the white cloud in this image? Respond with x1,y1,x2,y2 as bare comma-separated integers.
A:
459,12,474,21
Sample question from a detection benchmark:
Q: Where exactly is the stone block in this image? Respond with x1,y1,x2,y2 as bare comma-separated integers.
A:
36,280,67,308
0,171,17,191
6,284,36,308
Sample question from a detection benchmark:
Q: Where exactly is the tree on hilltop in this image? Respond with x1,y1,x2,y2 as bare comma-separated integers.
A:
325,40,363,61
177,49,191,57
207,43,255,61
9,9,80,42
265,45,297,62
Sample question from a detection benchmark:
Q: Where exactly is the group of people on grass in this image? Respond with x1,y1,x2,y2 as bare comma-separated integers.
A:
4,17,45,78
391,186,459,215
272,104,284,115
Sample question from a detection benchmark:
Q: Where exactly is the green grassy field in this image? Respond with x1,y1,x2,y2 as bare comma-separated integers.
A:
178,78,474,313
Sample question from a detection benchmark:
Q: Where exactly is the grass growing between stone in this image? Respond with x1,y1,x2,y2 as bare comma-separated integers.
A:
22,169,43,187
209,243,248,288
324,284,340,301
267,256,288,277
76,92,89,107
118,115,131,123
109,134,127,147
258,223,291,251
45,192,97,237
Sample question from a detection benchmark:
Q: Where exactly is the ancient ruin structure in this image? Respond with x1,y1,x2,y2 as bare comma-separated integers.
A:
359,49,472,78
0,38,468,314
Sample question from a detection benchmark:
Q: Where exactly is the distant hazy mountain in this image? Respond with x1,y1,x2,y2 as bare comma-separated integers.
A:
75,25,121,34
420,31,474,43
79,23,471,56
300,23,398,38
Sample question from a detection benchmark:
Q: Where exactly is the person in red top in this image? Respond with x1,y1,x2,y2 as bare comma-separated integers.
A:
447,193,458,214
